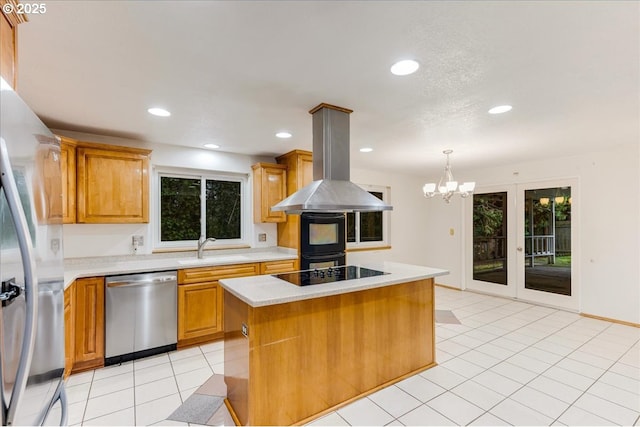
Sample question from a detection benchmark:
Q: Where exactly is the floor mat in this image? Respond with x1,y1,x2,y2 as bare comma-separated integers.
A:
435,309,461,324
167,394,224,425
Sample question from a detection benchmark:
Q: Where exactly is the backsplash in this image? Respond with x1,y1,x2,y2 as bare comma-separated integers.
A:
62,222,278,258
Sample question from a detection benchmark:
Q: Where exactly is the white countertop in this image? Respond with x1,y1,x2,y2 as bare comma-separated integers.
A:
63,248,297,289
219,261,449,307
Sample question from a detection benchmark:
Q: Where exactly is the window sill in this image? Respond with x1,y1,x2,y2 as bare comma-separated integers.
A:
152,244,251,254
346,245,391,253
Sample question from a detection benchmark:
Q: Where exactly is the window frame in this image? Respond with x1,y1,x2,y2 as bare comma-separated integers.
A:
346,184,391,250
154,167,250,250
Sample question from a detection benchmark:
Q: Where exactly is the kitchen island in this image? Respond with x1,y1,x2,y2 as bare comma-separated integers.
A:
220,262,448,426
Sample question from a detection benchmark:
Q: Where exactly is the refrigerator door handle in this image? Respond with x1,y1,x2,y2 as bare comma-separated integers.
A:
0,138,40,425
48,383,68,427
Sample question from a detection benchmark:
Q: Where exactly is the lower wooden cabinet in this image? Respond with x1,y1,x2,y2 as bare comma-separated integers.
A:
72,277,105,373
64,285,75,378
176,261,300,348
177,282,224,347
260,259,299,275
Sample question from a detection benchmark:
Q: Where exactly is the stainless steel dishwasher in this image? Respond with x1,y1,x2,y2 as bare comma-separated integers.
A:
105,271,177,365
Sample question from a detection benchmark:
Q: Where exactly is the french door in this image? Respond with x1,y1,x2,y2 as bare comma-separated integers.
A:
465,179,578,311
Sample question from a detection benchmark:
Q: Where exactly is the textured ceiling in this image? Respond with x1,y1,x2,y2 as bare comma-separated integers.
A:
15,1,639,176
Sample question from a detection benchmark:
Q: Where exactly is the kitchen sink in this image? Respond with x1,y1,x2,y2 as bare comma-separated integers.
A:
177,255,250,265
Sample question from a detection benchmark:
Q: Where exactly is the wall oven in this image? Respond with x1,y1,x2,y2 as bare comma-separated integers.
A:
300,213,346,270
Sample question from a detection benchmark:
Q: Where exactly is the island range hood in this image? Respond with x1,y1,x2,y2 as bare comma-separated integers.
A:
271,103,393,213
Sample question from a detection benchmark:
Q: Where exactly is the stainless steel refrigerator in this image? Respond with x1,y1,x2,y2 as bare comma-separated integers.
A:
0,77,67,425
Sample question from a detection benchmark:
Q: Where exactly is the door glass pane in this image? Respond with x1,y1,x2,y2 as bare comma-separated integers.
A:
206,179,241,239
524,188,571,295
160,177,201,241
473,192,508,285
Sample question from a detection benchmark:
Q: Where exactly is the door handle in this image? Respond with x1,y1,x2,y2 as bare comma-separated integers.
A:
517,247,523,252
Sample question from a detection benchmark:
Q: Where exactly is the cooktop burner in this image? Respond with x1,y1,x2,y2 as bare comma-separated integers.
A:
273,265,389,286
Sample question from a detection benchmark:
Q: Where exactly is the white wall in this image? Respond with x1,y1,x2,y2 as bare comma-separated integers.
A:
418,143,640,324
57,130,278,257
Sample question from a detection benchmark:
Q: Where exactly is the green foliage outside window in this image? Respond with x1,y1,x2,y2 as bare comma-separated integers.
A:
206,180,241,239
160,175,242,242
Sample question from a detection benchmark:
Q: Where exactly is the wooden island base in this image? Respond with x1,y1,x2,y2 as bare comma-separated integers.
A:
224,278,435,426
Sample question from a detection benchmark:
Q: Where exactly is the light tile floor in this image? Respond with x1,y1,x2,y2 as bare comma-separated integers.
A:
48,286,639,426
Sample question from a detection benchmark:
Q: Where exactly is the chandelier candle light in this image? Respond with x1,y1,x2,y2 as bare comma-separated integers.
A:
423,150,476,203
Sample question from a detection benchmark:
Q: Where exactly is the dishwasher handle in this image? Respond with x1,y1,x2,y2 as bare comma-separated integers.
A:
107,275,177,288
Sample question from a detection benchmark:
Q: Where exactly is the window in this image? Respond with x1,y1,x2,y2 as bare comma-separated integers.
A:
346,186,390,249
156,170,247,248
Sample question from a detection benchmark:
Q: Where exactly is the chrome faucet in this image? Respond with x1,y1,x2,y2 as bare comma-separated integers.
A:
197,235,216,259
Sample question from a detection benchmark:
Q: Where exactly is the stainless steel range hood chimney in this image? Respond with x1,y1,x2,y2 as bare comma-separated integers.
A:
271,103,393,213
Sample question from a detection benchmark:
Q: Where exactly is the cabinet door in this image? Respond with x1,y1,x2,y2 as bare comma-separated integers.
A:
73,277,105,372
76,146,150,223
276,150,313,250
0,10,18,89
32,138,63,224
178,282,223,345
64,285,75,378
60,139,77,224
299,153,313,188
252,163,287,223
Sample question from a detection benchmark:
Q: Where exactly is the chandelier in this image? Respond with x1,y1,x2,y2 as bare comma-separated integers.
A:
422,150,476,203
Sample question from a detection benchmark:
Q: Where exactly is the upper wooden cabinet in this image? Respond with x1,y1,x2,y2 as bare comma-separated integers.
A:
60,137,77,224
0,2,26,89
276,150,313,250
252,163,287,223
76,142,151,223
32,136,63,224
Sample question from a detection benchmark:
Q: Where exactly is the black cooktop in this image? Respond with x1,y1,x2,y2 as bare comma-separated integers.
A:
273,265,389,286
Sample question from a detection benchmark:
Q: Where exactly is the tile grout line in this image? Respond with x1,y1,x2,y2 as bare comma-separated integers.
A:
549,324,640,425
436,305,601,425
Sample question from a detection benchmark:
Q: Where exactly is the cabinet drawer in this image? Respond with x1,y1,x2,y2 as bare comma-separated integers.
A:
178,263,260,284
260,259,299,275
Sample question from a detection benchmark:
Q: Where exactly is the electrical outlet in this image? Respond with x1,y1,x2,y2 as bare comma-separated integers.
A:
258,233,267,242
50,238,60,253
241,323,249,338
132,235,144,246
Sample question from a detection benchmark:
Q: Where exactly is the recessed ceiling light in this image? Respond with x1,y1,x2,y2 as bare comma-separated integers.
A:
359,147,373,153
275,131,292,139
488,105,513,114
147,107,171,117
203,143,220,149
390,59,419,76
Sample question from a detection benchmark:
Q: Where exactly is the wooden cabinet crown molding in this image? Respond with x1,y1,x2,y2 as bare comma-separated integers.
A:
74,140,152,156
1,1,28,26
